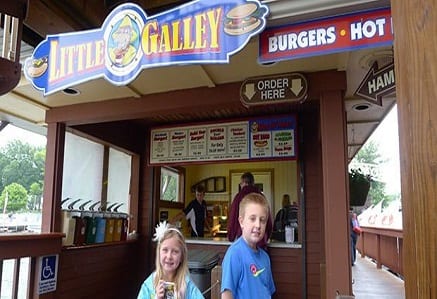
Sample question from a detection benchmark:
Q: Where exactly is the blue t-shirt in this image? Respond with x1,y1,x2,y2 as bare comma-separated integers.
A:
137,272,204,299
221,237,276,298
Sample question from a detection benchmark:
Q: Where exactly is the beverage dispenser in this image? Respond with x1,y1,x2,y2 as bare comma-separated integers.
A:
73,199,92,246
61,197,78,246
84,201,100,244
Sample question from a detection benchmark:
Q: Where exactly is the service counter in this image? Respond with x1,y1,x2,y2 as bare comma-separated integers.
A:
186,236,301,248
185,237,303,298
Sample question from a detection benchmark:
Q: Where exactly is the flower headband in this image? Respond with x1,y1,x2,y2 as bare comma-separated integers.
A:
153,221,184,242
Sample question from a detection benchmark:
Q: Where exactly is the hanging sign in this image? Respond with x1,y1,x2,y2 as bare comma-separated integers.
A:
240,73,308,106
354,61,395,106
149,115,297,165
24,0,268,95
259,7,392,63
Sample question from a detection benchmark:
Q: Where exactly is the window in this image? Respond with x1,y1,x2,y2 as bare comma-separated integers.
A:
62,133,103,204
159,166,184,208
107,148,131,214
62,132,133,215
160,167,182,202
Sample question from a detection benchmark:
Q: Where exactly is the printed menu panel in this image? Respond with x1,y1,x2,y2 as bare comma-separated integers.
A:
188,128,207,157
149,115,296,165
169,130,188,158
249,116,296,158
151,131,169,160
207,126,227,156
228,124,248,155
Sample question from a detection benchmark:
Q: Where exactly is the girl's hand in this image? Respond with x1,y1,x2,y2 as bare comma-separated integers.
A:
156,280,165,299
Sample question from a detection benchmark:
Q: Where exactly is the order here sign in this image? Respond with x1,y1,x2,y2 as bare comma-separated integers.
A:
240,73,308,107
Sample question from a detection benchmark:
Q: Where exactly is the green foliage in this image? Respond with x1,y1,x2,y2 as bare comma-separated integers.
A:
349,168,371,184
161,174,177,201
0,139,45,211
349,168,371,206
0,183,28,212
28,182,43,210
351,140,389,206
354,140,386,165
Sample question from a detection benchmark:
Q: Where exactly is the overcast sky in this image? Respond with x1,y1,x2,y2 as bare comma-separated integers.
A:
367,105,401,195
0,125,46,148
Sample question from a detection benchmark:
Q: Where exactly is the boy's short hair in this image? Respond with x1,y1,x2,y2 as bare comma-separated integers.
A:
195,184,205,193
241,172,255,185
282,194,291,207
239,192,270,217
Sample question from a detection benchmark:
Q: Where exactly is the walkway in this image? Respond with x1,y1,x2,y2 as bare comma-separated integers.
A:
352,255,405,299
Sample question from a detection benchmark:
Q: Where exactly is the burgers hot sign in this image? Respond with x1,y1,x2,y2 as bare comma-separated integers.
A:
25,0,269,95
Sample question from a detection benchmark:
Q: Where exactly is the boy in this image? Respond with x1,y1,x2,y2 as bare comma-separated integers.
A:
221,193,276,299
171,184,210,237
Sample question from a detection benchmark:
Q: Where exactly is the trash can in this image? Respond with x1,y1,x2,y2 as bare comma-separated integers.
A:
188,249,219,299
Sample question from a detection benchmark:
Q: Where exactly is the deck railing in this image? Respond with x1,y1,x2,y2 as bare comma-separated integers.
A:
0,233,63,299
356,226,403,277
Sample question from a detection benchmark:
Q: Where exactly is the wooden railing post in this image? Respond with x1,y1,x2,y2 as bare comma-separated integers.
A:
0,233,63,298
376,234,382,269
356,227,403,276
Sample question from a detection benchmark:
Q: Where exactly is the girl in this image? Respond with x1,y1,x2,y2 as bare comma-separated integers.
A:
137,222,204,299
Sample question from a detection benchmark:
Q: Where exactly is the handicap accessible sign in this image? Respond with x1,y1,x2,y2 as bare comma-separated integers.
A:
38,255,59,294
24,0,269,95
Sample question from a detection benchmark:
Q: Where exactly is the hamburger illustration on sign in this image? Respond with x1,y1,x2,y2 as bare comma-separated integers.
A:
25,56,48,78
224,3,266,35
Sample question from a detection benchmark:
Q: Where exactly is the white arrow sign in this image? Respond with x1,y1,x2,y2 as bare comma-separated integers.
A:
244,83,256,100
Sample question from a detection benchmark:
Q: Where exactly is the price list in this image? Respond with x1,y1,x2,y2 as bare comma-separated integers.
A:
149,116,296,165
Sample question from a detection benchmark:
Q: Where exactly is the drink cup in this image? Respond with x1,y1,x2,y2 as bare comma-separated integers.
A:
163,281,175,299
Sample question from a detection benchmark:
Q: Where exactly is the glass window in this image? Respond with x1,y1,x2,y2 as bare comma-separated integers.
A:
107,148,131,214
160,167,181,203
62,132,103,205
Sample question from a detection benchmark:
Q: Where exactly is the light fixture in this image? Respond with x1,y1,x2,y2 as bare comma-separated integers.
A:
352,103,371,111
0,0,28,96
258,61,277,67
62,87,81,96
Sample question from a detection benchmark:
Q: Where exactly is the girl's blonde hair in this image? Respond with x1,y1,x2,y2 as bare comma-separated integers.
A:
154,226,189,298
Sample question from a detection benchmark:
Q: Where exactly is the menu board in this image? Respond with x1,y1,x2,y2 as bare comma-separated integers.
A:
149,115,297,165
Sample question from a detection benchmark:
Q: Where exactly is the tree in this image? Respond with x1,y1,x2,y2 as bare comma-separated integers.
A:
0,140,45,199
29,182,43,210
0,183,28,212
351,140,391,207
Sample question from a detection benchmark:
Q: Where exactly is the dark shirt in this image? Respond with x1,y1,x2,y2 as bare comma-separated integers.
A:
274,204,298,231
184,199,207,237
227,185,273,250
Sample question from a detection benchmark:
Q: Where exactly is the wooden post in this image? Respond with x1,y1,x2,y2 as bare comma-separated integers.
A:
41,122,66,233
391,1,437,298
320,88,351,297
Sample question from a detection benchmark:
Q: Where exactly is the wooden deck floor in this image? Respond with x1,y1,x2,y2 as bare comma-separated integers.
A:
352,255,405,299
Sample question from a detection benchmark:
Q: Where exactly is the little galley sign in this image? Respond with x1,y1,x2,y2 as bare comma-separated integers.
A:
24,0,268,95
240,73,308,106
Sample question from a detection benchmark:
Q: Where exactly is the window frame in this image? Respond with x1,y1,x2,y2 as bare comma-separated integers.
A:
60,130,139,235
155,166,185,209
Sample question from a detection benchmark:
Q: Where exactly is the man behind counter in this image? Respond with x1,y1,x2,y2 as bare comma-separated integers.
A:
227,172,273,250
171,184,210,237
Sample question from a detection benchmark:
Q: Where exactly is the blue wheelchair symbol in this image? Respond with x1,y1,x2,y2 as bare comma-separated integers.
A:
41,256,56,280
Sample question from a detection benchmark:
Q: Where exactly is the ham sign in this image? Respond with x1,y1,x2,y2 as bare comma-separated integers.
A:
24,0,268,95
259,7,393,63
